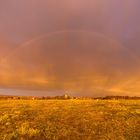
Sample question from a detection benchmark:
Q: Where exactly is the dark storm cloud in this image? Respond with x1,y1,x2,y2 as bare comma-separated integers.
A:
0,0,140,42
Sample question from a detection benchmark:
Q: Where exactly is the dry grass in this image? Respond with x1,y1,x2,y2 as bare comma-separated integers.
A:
0,99,140,140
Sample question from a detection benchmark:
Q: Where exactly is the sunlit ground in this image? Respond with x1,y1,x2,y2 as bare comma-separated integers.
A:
0,99,140,140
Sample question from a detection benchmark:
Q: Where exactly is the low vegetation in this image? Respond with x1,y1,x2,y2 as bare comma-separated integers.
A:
0,99,140,140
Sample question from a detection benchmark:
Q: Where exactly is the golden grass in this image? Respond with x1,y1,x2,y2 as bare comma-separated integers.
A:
0,99,140,140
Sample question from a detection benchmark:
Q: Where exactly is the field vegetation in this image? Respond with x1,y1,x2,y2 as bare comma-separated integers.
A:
0,99,140,140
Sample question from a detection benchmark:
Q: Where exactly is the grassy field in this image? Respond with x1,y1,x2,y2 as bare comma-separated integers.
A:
0,99,140,140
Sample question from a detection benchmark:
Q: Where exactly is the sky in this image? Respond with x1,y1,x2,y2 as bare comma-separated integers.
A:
0,0,140,96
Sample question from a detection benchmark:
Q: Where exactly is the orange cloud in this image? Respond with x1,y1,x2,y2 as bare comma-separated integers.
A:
0,31,140,96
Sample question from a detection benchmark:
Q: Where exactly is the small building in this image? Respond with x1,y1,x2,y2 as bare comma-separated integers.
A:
64,94,68,99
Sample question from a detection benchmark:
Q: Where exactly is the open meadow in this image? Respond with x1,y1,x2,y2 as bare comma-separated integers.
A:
0,99,140,140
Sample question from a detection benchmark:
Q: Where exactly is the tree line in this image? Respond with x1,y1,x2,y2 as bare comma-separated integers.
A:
0,95,140,100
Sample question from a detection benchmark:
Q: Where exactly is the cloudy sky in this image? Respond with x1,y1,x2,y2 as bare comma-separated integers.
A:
0,0,140,96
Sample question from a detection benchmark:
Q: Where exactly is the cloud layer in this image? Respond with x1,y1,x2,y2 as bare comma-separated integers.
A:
0,0,140,96
0,31,140,96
